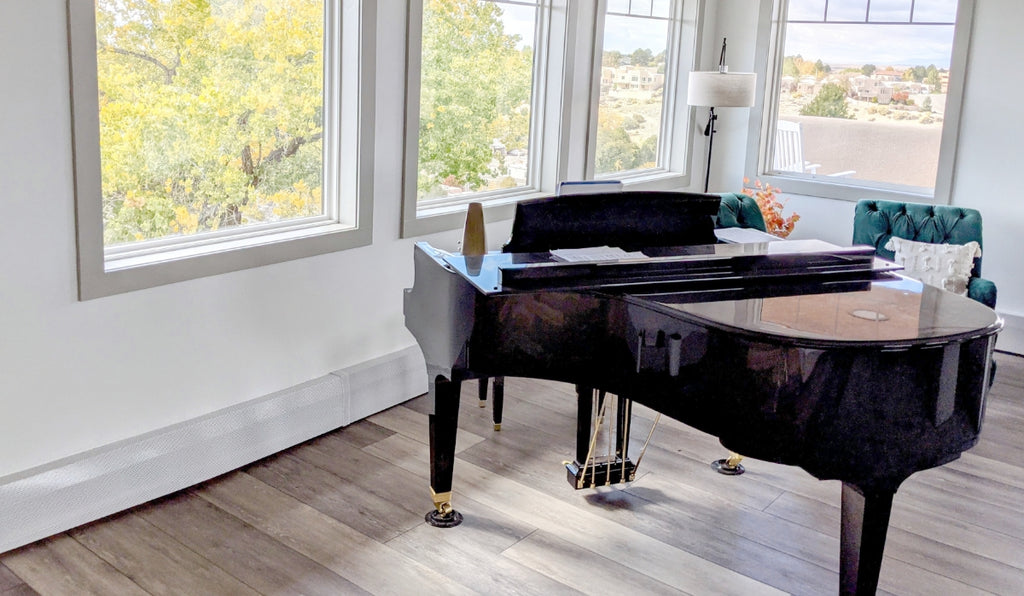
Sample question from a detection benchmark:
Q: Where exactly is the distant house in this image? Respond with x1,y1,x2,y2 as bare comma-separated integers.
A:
903,81,928,94
605,65,664,92
874,68,902,82
850,75,892,103
796,75,819,95
877,85,894,104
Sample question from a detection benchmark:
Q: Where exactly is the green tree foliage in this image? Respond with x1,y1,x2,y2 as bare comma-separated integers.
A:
925,64,941,92
417,0,533,198
902,65,928,82
782,55,830,79
596,125,638,174
96,0,326,244
594,110,658,174
800,83,852,119
861,64,876,76
630,48,653,67
637,135,658,168
782,55,800,78
602,50,623,67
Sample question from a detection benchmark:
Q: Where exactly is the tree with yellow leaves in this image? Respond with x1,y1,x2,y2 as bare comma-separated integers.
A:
96,0,325,245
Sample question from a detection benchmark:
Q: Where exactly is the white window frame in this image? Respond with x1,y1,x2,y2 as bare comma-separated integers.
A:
400,0,705,237
745,0,974,204
67,0,376,299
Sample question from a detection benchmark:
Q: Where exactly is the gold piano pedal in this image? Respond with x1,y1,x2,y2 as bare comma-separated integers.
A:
711,452,745,475
565,393,660,490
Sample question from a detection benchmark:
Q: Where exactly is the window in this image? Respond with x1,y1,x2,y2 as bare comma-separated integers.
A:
402,0,699,236
415,0,539,205
68,0,375,299
750,0,973,202
595,0,674,176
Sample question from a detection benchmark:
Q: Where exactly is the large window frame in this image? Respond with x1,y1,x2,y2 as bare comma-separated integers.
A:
745,0,974,204
68,0,376,299
400,0,704,237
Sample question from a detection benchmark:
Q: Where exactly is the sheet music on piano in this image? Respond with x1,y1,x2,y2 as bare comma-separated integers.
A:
550,246,648,262
714,227,780,244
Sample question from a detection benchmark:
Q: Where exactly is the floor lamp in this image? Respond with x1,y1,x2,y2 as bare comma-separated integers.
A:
687,39,756,193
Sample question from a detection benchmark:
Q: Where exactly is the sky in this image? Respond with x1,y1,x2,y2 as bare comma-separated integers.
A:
790,0,957,22
498,0,956,68
499,3,670,55
785,0,957,67
785,23,955,68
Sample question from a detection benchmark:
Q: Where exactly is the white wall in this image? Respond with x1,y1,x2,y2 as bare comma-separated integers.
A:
706,0,1024,352
948,0,1024,317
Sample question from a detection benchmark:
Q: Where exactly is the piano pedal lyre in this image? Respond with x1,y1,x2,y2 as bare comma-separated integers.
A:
566,388,660,490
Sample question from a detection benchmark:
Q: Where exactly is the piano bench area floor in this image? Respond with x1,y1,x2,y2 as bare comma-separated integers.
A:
3,352,1023,596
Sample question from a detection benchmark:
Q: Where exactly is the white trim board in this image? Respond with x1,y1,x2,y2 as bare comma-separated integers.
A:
0,345,427,554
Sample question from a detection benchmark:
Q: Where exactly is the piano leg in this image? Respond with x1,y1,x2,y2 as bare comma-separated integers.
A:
477,377,506,431
478,378,488,407
427,376,463,528
492,377,504,431
840,482,896,596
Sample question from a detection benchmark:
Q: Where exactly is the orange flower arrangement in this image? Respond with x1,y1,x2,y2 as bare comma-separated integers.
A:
743,177,800,238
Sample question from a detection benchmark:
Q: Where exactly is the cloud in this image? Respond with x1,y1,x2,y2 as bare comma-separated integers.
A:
602,14,669,54
785,23,955,67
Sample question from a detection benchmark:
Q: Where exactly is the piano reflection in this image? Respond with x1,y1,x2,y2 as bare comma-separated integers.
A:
403,192,1001,595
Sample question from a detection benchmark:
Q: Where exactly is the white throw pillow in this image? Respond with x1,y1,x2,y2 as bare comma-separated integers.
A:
884,237,981,295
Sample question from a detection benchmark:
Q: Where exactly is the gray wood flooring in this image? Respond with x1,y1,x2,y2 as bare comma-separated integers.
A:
3,352,1023,595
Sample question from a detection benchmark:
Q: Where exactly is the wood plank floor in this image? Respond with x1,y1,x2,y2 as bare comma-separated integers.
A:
3,352,1023,595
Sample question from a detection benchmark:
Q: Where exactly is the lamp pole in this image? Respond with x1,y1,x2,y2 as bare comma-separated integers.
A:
703,106,717,193
703,39,728,194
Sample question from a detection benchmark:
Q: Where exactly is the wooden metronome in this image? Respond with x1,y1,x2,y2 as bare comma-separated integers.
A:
460,202,486,256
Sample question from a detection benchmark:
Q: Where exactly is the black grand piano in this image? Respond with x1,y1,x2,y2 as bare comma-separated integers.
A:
403,192,1001,595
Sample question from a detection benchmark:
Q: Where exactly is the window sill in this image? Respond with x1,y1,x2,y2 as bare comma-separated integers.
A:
756,173,941,205
614,169,691,192
79,222,371,300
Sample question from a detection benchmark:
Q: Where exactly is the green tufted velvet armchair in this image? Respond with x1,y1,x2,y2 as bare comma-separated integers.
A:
716,192,768,233
853,199,996,309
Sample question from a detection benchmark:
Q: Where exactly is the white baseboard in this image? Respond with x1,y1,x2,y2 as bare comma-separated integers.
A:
0,345,427,555
996,311,1024,356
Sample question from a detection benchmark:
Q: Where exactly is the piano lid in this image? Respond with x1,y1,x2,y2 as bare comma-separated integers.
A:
644,276,1002,346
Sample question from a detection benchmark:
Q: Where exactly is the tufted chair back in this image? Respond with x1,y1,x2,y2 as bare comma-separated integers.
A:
853,199,995,308
853,199,984,277
716,193,767,232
